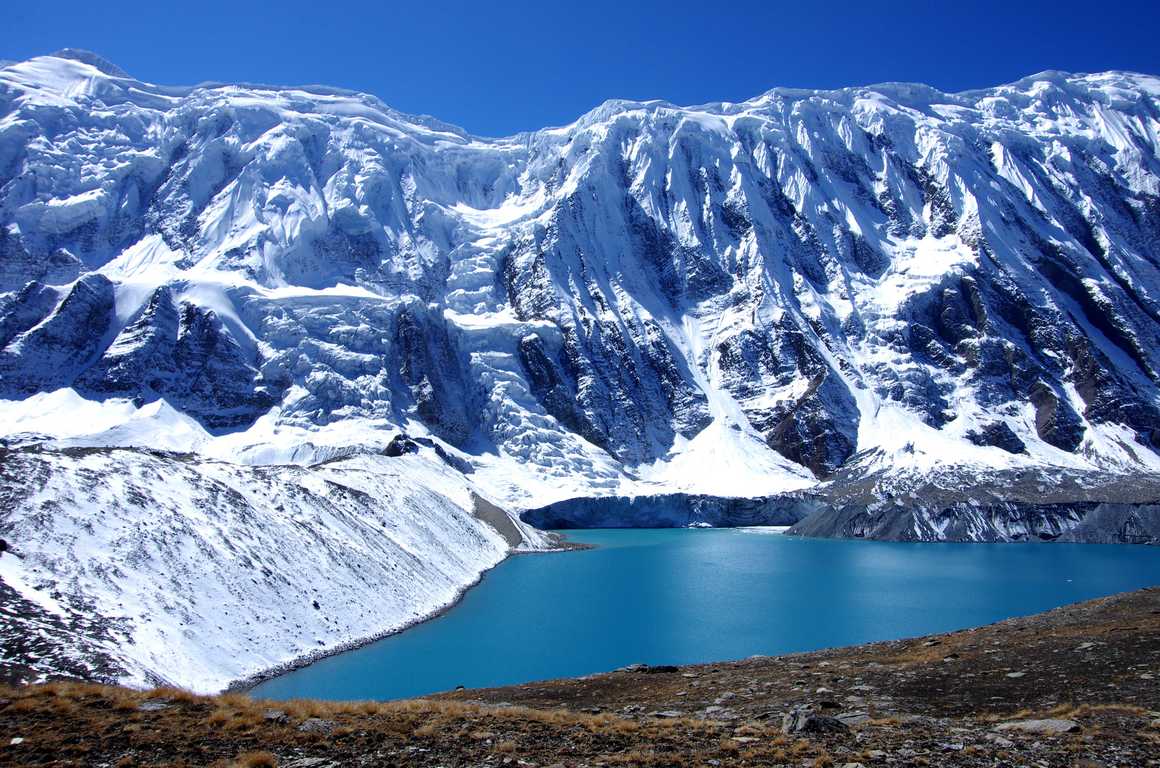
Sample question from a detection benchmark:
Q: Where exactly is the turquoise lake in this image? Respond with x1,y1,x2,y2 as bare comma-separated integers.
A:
251,529,1160,701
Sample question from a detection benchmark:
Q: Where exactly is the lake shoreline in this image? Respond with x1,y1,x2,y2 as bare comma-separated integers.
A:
243,529,1160,702
6,587,1160,767
230,532,596,696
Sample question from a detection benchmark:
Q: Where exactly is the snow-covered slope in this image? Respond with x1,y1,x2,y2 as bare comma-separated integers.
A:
4,52,1160,687
0,443,546,691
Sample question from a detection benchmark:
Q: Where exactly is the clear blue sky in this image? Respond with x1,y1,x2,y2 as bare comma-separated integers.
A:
5,0,1159,137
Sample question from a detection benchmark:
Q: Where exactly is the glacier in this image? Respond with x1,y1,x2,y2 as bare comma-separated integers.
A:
3,50,1160,689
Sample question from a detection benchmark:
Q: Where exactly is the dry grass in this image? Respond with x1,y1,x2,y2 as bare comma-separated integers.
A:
607,748,659,765
147,685,204,703
1046,702,1149,718
974,701,1152,726
732,721,764,737
583,711,641,735
231,752,277,768
866,715,902,726
207,709,232,727
412,722,438,738
979,707,1030,723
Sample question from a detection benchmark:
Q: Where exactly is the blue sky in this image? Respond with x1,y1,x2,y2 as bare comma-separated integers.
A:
5,0,1160,136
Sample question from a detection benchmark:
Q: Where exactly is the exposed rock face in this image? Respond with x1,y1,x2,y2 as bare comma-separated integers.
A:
525,466,1160,543
788,500,1091,543
714,318,858,476
0,274,115,394
0,280,61,353
523,493,804,529
3,55,1160,501
1029,381,1086,452
77,286,182,398
1058,505,1160,545
392,302,477,443
784,466,1160,543
75,287,279,429
966,422,1027,455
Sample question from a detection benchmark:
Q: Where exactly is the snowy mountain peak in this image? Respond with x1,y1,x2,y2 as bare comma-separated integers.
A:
46,48,132,78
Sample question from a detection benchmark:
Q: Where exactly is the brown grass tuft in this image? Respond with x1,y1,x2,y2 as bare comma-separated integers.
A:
207,709,232,727
146,685,203,703
733,721,763,737
232,751,277,768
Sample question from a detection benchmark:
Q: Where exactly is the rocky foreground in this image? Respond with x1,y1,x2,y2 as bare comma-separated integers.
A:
2,589,1159,767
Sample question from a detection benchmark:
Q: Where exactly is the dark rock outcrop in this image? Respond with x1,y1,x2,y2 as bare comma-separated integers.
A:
966,422,1027,454
76,287,279,431
0,274,115,395
523,493,808,529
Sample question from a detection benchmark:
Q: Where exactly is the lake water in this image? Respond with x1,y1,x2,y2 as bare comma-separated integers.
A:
252,529,1160,701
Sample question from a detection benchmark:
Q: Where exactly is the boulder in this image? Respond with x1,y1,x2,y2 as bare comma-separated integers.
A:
782,706,850,735
836,710,871,726
994,718,1081,735
296,717,336,734
649,710,684,719
136,698,171,712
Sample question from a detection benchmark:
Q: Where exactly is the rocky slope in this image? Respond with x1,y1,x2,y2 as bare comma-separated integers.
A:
785,463,1160,543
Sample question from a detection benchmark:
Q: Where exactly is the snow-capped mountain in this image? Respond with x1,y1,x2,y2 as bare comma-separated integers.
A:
3,51,1160,688
5,52,1160,495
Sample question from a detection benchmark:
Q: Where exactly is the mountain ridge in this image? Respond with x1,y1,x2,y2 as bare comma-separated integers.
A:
37,49,1160,138
4,52,1160,505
